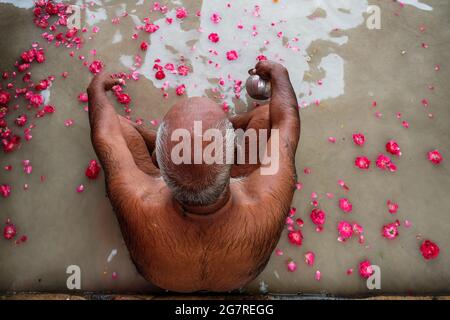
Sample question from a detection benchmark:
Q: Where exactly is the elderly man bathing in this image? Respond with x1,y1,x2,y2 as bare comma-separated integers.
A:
87,60,300,292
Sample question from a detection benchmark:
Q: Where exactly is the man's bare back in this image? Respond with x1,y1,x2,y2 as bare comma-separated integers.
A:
87,61,300,292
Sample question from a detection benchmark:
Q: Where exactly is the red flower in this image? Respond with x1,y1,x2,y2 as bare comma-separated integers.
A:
376,154,397,172
78,92,88,103
177,65,190,76
210,13,222,24
288,229,303,246
304,251,315,266
85,160,101,180
35,79,50,91
387,200,398,214
310,208,326,226
89,60,104,74
175,7,188,19
382,222,399,240
35,49,45,63
43,105,56,113
30,94,44,107
337,221,353,240
116,93,131,105
1,184,11,198
386,140,401,156
144,23,159,33
257,55,268,61
140,41,149,51
155,70,166,80
175,84,186,96
15,114,28,127
427,150,443,165
226,50,239,61
420,240,440,260
287,260,297,272
4,224,16,240
355,156,370,169
0,90,10,105
208,33,220,43
352,133,365,146
359,260,374,279
339,198,353,213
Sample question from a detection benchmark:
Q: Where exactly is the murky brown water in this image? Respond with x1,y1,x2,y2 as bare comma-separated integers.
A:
0,0,449,295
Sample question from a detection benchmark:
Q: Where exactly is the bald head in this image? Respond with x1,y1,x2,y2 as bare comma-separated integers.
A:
156,97,234,206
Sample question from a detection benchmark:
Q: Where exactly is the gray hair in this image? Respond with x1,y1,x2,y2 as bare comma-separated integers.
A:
156,119,235,206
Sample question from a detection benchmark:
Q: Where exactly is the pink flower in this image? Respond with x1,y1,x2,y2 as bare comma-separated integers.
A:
1,184,11,198
376,154,397,172
89,60,103,74
85,160,101,180
257,55,267,61
315,270,321,281
210,13,222,24
355,156,371,169
310,208,326,226
208,33,220,43
337,221,353,240
287,260,297,272
386,140,401,156
76,184,85,193
226,50,239,61
427,150,443,165
304,251,315,266
78,93,88,103
4,224,16,240
339,198,353,213
175,7,188,19
382,222,399,240
387,200,398,214
177,65,190,76
144,23,159,33
359,260,374,279
420,240,440,260
352,133,365,146
175,84,186,96
288,229,303,246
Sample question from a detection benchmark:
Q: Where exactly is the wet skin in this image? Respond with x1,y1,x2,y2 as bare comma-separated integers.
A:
87,61,300,292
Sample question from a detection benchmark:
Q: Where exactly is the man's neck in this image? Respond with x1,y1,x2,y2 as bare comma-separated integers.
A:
178,187,232,216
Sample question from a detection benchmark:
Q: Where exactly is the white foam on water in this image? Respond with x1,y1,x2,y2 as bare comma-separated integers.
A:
400,0,433,11
112,30,122,44
128,0,369,108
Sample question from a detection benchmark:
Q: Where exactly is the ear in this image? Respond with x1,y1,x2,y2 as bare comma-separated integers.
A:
152,150,159,168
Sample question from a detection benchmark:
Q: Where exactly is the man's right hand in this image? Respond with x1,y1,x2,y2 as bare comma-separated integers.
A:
249,60,288,81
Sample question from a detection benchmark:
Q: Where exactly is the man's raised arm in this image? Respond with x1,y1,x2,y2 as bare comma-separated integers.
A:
87,73,152,208
245,61,300,206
